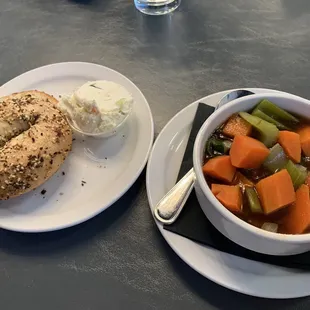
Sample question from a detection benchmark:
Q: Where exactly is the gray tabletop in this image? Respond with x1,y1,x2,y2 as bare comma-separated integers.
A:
0,0,310,309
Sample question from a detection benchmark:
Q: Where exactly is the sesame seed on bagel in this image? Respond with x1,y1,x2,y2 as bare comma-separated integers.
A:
0,90,72,200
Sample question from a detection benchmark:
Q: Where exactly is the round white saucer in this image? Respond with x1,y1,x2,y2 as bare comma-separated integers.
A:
146,88,310,299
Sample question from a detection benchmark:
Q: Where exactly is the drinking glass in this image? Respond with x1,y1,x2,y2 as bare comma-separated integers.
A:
134,0,181,15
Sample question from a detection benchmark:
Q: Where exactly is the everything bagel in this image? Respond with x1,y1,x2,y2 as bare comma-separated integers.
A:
0,90,72,200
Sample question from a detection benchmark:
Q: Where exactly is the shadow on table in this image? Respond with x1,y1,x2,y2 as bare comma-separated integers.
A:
154,231,308,308
0,170,145,256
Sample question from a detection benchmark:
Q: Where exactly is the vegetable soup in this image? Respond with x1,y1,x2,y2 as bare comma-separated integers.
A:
202,99,310,235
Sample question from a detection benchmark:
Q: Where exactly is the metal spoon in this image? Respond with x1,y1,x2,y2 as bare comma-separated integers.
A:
154,89,255,225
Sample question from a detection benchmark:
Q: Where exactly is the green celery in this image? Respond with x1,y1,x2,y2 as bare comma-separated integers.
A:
252,108,290,130
284,160,307,190
206,138,232,156
239,112,279,147
263,143,288,173
213,140,232,154
255,99,299,125
206,138,214,156
245,187,263,213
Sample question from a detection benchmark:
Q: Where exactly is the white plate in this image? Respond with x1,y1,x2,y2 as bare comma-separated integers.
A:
0,62,154,232
146,88,310,299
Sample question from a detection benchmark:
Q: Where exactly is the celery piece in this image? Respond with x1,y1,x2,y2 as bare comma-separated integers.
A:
263,143,288,173
255,99,299,125
205,138,214,156
252,108,290,130
245,187,263,213
239,112,279,147
206,138,231,156
213,139,232,154
284,160,307,189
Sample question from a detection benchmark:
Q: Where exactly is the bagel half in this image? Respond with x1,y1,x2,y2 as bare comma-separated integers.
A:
0,90,72,200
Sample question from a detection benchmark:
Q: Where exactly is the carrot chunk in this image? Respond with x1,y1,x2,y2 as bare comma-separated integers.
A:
282,184,310,234
305,173,310,190
211,184,227,195
278,131,301,163
297,126,310,156
203,155,236,183
256,169,295,215
222,114,252,138
213,185,242,214
230,135,270,169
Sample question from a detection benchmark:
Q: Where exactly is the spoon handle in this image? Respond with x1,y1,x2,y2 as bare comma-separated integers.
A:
153,90,255,225
154,168,196,225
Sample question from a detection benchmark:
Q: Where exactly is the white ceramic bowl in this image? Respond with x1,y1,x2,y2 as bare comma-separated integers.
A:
193,93,310,256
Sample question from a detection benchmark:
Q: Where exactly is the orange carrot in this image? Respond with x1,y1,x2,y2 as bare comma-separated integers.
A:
278,131,301,163
256,169,295,215
211,184,227,195
215,185,242,214
203,155,236,183
281,184,310,234
297,126,310,156
305,173,310,190
233,171,255,187
222,114,252,138
230,135,270,169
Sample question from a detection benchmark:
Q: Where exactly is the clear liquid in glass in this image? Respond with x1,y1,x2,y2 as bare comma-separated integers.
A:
134,0,181,15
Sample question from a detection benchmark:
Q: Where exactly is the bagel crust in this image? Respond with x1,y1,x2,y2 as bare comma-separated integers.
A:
0,91,72,200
